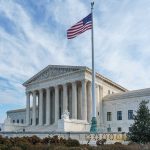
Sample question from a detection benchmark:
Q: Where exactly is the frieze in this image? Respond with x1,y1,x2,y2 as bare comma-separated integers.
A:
26,71,85,92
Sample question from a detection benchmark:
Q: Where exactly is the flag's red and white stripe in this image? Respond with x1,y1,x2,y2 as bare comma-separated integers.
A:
67,14,92,39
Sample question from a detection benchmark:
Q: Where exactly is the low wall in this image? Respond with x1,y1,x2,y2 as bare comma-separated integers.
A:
0,131,128,144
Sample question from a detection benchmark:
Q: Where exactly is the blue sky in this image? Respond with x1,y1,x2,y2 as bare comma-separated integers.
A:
1,0,150,123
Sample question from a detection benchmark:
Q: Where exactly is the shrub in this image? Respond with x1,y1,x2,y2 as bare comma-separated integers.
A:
59,137,67,145
96,139,106,146
0,135,5,144
0,144,9,150
66,138,80,147
128,101,150,144
10,146,22,150
114,142,122,145
68,147,83,150
50,135,59,144
28,135,41,145
41,137,51,144
55,146,68,150
29,144,49,150
16,142,32,150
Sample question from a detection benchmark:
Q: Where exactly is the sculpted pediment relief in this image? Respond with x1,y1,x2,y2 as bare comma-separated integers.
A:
23,65,85,86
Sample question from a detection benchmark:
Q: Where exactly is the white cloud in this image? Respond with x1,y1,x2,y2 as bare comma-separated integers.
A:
1,0,150,122
0,0,77,107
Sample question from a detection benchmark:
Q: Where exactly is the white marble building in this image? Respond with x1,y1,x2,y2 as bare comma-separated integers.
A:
4,65,150,132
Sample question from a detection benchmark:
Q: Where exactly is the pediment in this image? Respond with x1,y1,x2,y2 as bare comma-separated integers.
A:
23,65,85,86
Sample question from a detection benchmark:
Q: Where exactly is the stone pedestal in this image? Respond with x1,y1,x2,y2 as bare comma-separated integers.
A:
58,110,90,131
90,117,97,133
58,119,90,132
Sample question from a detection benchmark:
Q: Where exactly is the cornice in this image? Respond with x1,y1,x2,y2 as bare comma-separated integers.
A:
25,70,85,91
85,68,128,92
103,88,150,101
23,65,127,92
23,68,85,87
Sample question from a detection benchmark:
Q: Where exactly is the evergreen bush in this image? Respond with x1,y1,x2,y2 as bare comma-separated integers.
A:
65,138,80,147
128,101,150,144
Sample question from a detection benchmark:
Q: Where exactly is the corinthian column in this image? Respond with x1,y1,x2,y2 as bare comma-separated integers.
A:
87,82,92,123
26,92,30,125
32,91,36,126
54,85,59,123
72,82,77,119
81,80,87,121
96,85,100,116
77,84,82,119
39,89,43,126
46,88,50,125
63,84,68,113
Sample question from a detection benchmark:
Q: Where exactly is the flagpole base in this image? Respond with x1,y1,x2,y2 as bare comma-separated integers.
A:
90,117,97,133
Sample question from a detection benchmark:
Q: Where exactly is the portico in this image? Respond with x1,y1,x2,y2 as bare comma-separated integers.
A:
4,65,128,132
22,65,126,131
25,80,92,126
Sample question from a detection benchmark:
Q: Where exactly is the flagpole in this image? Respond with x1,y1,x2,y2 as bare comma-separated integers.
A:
90,1,97,133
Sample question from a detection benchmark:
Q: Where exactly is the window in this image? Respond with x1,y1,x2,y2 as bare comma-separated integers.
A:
13,120,15,123
36,118,38,125
0,128,1,131
108,90,110,94
129,127,132,132
21,119,24,124
31,119,32,125
17,119,19,123
98,112,99,116
107,112,112,121
107,127,111,132
117,111,122,120
128,110,133,120
118,127,122,132
59,107,61,119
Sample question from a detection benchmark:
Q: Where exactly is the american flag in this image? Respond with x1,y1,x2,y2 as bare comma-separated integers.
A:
67,13,92,39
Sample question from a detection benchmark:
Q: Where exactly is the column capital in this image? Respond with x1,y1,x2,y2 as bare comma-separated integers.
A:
62,83,67,87
95,84,99,88
99,85,103,89
32,90,37,95
25,91,30,95
81,79,88,84
72,81,77,86
87,81,92,86
72,81,76,83
29,90,36,95
39,89,43,93
46,87,50,90
54,85,59,89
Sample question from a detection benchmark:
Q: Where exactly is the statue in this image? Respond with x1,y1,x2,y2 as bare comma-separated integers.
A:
61,110,70,120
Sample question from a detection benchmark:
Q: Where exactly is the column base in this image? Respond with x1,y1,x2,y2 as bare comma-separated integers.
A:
90,117,97,133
